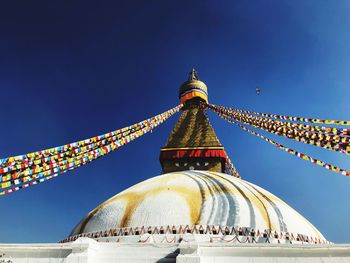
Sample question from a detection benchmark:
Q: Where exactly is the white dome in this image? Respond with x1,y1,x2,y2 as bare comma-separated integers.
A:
69,171,325,242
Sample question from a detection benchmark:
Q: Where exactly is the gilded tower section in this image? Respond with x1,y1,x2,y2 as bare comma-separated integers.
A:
159,69,227,173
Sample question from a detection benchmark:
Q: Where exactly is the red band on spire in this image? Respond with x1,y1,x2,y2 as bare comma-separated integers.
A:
160,149,227,159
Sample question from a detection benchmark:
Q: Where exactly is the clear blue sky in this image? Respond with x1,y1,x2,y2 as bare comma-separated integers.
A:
0,0,349,243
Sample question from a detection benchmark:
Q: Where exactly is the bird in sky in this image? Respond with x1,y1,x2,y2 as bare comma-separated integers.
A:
256,87,261,95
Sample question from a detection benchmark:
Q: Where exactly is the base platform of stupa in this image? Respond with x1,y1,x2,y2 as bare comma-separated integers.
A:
1,237,350,263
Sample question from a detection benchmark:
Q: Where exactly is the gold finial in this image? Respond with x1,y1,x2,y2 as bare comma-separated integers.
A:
188,68,199,81
179,68,208,104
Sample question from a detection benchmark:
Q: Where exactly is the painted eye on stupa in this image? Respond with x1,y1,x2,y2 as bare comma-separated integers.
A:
194,162,209,167
175,162,188,167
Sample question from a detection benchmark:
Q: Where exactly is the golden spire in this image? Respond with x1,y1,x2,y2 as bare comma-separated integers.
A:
189,68,199,81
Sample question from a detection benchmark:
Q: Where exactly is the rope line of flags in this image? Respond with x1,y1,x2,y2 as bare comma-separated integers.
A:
0,105,183,195
225,156,240,178
212,106,349,155
207,104,350,177
232,107,350,126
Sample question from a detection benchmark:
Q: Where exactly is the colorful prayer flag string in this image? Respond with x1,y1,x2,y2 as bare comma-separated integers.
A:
225,155,240,178
1,127,149,189
230,111,349,154
208,106,350,177
0,110,173,170
0,104,183,194
0,128,144,182
0,122,152,184
0,105,182,182
208,104,350,155
231,107,350,126
221,107,350,136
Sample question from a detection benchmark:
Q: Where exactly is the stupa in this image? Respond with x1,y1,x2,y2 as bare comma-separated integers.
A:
64,69,326,245
1,70,350,263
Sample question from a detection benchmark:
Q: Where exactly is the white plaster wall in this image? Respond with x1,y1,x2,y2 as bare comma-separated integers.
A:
178,242,350,263
1,238,350,263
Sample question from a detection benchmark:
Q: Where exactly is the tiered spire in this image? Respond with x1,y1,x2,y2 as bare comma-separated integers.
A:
159,70,228,174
